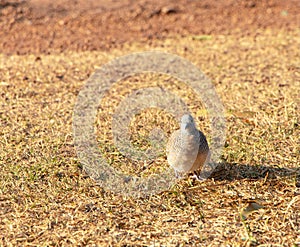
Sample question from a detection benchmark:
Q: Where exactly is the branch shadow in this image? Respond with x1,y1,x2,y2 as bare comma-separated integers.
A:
210,162,300,184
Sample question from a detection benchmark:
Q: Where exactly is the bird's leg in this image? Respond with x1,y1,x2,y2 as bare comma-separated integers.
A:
190,171,205,181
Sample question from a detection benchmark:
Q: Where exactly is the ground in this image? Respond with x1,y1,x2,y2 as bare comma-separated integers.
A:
0,0,299,246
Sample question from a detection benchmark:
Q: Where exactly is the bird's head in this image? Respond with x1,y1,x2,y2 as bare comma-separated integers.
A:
180,114,196,133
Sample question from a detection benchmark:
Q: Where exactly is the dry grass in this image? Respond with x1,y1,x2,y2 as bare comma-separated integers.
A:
0,29,299,246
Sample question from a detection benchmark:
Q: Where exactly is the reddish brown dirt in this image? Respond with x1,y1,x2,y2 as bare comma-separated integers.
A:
0,0,299,55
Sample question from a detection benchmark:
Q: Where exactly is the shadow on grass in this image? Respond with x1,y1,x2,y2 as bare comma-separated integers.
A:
210,162,300,184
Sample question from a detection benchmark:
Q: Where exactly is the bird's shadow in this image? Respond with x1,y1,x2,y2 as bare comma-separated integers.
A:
209,162,300,184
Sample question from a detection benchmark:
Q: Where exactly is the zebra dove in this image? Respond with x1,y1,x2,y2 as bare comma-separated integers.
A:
166,114,210,179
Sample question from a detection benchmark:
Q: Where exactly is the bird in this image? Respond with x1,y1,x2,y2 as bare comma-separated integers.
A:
166,114,210,179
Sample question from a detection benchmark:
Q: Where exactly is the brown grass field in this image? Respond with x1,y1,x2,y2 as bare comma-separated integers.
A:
0,0,299,246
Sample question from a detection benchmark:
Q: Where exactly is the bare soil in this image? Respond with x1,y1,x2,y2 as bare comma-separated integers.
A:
0,0,299,54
